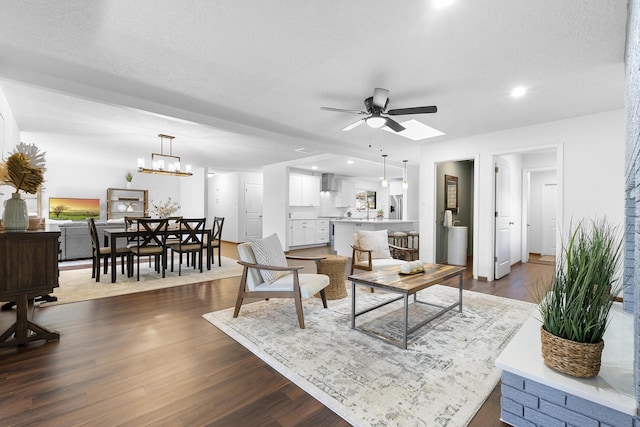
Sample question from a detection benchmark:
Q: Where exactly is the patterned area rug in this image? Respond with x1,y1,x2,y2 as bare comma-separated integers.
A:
203,285,536,426
42,256,243,306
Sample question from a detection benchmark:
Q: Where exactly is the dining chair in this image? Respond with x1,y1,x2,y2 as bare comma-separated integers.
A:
206,216,224,267
87,218,131,282
129,218,169,281
168,218,206,275
234,233,329,329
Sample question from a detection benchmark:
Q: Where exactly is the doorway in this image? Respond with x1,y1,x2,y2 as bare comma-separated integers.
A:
435,160,475,266
492,150,559,281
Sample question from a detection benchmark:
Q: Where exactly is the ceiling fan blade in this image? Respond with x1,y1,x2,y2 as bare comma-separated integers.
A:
372,88,390,109
387,105,438,115
342,119,365,131
384,117,406,132
321,107,367,114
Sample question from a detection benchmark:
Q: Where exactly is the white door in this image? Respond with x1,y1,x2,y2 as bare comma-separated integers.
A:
245,183,262,241
495,159,511,279
541,183,557,256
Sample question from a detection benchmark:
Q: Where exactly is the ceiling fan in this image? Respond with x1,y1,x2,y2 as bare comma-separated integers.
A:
321,88,437,133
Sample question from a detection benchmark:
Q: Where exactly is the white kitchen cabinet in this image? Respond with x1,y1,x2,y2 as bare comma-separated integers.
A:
289,220,316,246
315,219,330,244
335,180,356,207
289,219,330,247
289,174,320,206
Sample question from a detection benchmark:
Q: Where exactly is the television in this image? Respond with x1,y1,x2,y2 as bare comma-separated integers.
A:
49,197,100,220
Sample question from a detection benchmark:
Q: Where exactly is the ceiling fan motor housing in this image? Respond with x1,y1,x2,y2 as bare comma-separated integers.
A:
364,96,388,113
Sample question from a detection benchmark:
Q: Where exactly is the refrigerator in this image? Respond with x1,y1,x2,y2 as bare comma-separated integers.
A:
388,195,403,219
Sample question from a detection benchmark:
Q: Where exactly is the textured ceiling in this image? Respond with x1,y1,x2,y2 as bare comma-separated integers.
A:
0,0,628,179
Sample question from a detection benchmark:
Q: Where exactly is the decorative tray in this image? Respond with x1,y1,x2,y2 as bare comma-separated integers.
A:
398,270,425,275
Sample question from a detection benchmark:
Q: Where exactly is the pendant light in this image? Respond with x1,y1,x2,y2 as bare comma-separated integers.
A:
402,160,408,189
381,154,388,187
137,134,193,177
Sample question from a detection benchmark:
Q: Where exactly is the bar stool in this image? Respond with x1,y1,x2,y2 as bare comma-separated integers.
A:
407,230,420,249
388,231,408,259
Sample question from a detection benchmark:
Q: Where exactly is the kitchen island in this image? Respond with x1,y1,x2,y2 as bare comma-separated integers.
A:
332,219,418,257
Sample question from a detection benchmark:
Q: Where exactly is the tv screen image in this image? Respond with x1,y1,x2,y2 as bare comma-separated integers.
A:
49,197,100,220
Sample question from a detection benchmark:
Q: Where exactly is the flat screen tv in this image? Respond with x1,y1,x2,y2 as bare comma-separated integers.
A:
49,197,100,220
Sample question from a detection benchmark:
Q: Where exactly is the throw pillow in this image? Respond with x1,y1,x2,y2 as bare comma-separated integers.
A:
250,233,289,283
357,229,391,259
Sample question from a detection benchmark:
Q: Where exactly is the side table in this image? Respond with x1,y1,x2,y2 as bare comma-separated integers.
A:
316,254,348,299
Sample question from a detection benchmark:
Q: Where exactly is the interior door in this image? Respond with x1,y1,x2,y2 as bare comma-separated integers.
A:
541,183,557,256
495,159,511,279
245,183,262,241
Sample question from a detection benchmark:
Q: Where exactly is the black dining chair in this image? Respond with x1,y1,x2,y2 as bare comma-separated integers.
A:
206,216,224,267
168,218,206,275
87,218,131,282
129,218,169,281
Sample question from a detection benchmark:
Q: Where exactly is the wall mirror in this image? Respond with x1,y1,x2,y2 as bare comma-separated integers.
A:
356,189,376,211
445,175,458,213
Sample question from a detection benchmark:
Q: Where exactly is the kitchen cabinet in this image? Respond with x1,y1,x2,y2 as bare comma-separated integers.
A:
289,174,320,206
335,180,356,208
289,220,316,246
107,188,148,220
315,219,330,244
289,219,329,247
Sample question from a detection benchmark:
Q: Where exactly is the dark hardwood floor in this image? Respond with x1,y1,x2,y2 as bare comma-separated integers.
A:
0,242,553,426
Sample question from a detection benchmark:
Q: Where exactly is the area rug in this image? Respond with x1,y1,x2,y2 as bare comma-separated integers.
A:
45,256,243,305
203,285,536,426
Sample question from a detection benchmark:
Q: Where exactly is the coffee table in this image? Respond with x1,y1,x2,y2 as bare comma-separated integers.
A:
348,263,466,349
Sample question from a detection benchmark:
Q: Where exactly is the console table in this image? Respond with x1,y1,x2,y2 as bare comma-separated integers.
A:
0,227,61,348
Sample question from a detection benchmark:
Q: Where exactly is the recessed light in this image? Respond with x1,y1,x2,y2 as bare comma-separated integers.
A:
511,86,527,98
347,160,354,165
311,166,318,170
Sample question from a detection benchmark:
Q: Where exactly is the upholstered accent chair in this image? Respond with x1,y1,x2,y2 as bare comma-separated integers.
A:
350,229,414,275
234,233,330,329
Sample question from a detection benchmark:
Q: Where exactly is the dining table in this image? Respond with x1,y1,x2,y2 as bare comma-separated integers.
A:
103,227,211,283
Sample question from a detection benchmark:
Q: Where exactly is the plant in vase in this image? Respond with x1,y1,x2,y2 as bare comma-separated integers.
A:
376,209,384,219
0,142,46,231
537,218,623,378
125,171,133,189
151,197,180,218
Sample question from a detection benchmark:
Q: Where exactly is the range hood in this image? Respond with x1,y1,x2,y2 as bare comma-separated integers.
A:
321,173,338,192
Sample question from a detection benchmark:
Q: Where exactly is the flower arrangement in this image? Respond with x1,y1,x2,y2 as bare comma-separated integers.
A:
0,142,46,194
151,197,180,218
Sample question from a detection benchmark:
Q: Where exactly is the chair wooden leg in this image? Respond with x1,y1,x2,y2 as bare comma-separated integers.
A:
319,289,328,308
233,269,249,318
293,292,305,329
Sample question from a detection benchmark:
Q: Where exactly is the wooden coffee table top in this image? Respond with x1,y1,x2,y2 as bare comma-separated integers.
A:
348,263,466,295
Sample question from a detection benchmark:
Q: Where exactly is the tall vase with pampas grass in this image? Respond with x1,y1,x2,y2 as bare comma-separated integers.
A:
0,143,46,232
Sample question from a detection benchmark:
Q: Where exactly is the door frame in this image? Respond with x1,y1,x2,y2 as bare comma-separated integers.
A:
490,145,564,281
521,167,558,263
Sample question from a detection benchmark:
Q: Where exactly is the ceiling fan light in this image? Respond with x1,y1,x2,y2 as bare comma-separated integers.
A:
367,116,386,128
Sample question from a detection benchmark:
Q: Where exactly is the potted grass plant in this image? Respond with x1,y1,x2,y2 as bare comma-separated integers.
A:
538,218,623,378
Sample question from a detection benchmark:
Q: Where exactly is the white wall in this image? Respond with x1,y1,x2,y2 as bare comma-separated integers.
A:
179,167,206,218
207,171,262,242
420,109,625,281
19,131,200,220
263,163,288,246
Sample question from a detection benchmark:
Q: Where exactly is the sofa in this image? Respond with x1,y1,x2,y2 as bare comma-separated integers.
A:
56,220,124,261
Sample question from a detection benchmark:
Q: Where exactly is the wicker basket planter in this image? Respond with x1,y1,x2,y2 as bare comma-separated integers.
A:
540,326,604,378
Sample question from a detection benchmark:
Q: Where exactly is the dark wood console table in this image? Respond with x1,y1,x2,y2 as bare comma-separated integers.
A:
0,227,61,348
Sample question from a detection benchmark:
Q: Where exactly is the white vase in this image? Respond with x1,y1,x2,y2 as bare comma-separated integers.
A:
3,193,29,232
126,182,132,189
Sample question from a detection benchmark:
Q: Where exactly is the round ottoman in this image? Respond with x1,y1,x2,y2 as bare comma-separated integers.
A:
316,255,348,300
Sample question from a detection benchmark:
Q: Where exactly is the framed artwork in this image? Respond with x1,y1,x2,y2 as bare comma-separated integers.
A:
445,174,458,213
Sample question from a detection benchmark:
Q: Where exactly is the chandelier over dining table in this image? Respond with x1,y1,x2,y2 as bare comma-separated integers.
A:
137,134,193,177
